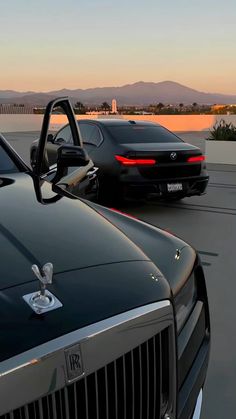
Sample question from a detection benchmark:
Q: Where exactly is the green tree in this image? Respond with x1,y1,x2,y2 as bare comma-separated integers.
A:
74,101,86,114
101,102,110,112
154,102,165,114
207,119,236,141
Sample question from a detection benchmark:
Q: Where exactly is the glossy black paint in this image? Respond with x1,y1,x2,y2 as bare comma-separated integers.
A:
31,119,209,202
81,120,209,201
0,170,192,362
85,201,197,296
0,98,210,419
0,173,148,289
0,168,173,362
0,260,170,361
0,133,29,173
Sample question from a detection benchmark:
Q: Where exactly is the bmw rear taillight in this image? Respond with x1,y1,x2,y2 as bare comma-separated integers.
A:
115,155,156,166
187,155,205,163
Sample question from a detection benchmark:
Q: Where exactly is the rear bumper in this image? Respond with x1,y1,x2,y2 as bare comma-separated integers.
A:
120,174,209,199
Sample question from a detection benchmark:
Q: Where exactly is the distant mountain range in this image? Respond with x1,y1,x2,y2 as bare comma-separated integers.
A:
0,81,236,106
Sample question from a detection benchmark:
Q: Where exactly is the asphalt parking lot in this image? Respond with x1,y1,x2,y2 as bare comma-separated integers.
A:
119,163,236,419
3,130,236,419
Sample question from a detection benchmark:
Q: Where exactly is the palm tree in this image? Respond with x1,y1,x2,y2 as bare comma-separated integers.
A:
156,102,165,114
74,101,85,114
101,102,110,113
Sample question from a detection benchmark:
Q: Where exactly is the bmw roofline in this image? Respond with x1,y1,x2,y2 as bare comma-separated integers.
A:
77,118,162,127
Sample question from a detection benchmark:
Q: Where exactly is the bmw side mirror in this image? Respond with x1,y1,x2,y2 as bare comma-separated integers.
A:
57,144,90,168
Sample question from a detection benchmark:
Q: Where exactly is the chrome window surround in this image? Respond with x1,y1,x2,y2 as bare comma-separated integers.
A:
0,300,175,416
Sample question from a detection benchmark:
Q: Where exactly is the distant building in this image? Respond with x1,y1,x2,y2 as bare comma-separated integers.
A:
111,99,117,114
86,111,107,115
211,104,236,111
211,105,226,112
0,104,33,114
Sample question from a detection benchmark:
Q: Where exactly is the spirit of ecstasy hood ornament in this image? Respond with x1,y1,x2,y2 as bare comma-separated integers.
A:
23,262,62,314
32,262,53,289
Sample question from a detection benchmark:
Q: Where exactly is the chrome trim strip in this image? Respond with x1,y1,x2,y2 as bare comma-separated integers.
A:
0,301,170,376
87,166,98,177
57,160,94,187
178,301,203,359
123,355,127,419
192,389,203,419
0,300,173,415
153,336,156,419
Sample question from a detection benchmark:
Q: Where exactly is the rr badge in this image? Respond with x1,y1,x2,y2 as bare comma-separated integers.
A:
65,344,84,382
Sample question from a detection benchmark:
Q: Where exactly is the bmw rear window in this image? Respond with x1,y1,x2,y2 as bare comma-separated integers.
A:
106,125,182,143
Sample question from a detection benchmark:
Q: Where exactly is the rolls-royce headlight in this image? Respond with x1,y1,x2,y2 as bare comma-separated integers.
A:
175,273,197,332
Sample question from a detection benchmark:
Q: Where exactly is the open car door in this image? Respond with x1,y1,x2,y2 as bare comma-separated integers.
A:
34,97,98,200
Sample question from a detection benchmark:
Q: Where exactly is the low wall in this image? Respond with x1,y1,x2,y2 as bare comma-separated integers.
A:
49,114,236,133
205,141,236,165
1,114,236,165
0,114,43,132
2,114,236,133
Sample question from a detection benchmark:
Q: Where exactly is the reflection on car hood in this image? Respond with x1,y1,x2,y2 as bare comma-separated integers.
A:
0,173,148,290
0,260,170,361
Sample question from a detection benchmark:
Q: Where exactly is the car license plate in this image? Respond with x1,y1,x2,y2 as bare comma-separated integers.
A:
167,183,183,192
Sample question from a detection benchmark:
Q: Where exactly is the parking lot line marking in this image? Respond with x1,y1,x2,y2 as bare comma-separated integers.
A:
149,203,236,216
177,202,236,211
197,251,218,257
209,184,236,189
202,262,211,267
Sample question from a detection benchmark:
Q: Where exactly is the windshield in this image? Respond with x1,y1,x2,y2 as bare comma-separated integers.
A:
107,125,182,144
0,144,19,174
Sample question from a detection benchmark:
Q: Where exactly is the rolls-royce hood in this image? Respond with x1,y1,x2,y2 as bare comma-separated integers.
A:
0,173,149,290
87,203,197,296
0,260,170,361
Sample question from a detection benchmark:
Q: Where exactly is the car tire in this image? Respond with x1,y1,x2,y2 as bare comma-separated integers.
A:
98,178,124,205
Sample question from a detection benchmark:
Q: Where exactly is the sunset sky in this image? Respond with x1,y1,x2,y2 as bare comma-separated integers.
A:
1,0,236,93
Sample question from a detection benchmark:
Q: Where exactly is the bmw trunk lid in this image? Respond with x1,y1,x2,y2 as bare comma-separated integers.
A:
118,142,204,179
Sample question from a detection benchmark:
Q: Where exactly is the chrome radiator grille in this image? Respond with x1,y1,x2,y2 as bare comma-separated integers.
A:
1,329,170,419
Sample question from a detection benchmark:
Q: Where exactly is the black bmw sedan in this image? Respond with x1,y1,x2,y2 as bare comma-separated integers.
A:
31,119,209,203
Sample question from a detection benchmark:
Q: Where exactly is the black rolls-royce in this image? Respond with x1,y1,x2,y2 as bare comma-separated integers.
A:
0,98,210,419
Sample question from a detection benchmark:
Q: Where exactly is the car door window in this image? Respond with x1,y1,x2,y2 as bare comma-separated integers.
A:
79,124,102,147
0,144,19,173
54,125,73,144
